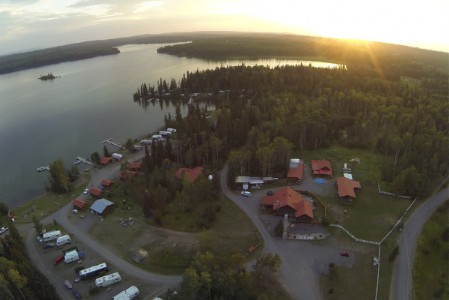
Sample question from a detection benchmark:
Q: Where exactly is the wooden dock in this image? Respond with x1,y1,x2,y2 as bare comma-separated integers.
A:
76,157,93,165
101,138,125,149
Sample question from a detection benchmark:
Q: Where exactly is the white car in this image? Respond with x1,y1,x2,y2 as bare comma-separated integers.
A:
0,227,9,234
241,191,252,197
83,188,89,194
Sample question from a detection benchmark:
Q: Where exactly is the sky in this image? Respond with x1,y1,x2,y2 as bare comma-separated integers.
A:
1,0,448,55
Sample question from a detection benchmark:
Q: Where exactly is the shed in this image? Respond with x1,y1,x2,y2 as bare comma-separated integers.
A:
90,198,114,215
287,158,304,181
90,187,103,197
336,177,361,202
73,198,87,210
101,179,113,188
100,156,112,166
311,160,332,177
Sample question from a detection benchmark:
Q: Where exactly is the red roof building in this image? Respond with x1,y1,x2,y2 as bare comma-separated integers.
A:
287,159,304,181
101,179,113,187
336,177,361,202
261,187,313,223
119,170,138,181
90,187,103,197
73,198,87,210
311,160,332,176
100,156,113,166
128,160,143,172
175,166,203,183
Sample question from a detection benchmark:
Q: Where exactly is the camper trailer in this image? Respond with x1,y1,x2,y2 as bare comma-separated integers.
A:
56,235,71,246
64,250,80,263
112,286,139,300
95,272,121,287
42,230,61,242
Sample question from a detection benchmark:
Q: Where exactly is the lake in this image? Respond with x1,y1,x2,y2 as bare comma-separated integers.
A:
0,44,340,208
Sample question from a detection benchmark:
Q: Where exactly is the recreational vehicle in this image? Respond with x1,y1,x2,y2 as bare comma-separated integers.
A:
42,230,61,242
112,286,139,300
95,272,121,287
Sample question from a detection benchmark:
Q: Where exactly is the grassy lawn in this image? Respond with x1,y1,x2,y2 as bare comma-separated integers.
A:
90,190,259,275
12,177,89,224
413,201,449,299
298,146,415,299
300,146,411,240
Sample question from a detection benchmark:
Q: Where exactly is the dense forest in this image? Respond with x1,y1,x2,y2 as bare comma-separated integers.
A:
0,205,60,300
135,52,448,198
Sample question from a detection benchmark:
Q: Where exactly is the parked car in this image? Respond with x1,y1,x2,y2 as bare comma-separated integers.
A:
83,188,89,195
340,251,350,257
241,191,252,197
54,255,64,266
0,227,9,234
64,280,73,289
43,242,55,249
72,288,82,299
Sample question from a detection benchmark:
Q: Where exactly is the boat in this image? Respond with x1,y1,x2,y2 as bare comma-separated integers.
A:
36,166,50,172
73,159,81,165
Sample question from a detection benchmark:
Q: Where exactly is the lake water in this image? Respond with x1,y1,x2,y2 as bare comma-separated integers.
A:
0,44,339,208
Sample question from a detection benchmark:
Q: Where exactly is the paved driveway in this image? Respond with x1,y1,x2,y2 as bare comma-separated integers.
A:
221,165,354,300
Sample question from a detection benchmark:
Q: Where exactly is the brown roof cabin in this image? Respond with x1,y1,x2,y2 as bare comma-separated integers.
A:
311,160,332,177
101,179,113,188
336,177,361,202
100,156,112,166
261,187,314,223
175,166,203,183
72,198,87,210
128,160,143,172
89,187,103,197
287,159,304,182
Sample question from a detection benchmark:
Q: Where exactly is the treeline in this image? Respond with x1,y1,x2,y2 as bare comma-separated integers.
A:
0,204,60,299
157,34,448,82
162,251,285,300
136,63,448,197
0,45,119,75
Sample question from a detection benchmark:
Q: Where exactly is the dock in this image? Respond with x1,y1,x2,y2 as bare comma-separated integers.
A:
101,138,125,149
76,157,93,165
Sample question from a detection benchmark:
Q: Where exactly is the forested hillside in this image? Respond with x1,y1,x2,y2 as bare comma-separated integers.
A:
136,60,448,197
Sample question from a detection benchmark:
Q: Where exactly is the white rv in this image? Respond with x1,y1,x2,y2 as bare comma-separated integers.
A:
56,234,71,246
112,286,139,300
112,153,123,160
64,250,80,263
95,272,121,288
42,230,61,242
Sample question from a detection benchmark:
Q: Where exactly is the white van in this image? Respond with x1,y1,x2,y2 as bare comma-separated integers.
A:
56,234,71,246
42,230,61,242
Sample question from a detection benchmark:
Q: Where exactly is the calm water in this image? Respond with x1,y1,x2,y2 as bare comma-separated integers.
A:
0,44,339,207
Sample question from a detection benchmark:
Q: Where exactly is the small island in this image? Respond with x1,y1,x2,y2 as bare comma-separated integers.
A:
38,73,59,81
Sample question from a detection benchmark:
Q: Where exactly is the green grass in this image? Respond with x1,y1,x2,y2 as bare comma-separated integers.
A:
413,202,449,299
13,178,89,224
90,190,259,275
300,146,411,240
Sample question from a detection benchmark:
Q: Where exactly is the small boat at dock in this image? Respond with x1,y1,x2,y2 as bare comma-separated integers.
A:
36,166,50,172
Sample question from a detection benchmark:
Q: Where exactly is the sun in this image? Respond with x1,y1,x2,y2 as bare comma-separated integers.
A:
212,0,449,51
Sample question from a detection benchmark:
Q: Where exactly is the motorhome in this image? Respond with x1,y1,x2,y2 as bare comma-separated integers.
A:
95,272,121,287
42,230,61,242
56,234,71,246
112,286,139,300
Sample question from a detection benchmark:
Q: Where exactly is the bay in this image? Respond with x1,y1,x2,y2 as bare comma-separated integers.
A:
0,43,339,207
